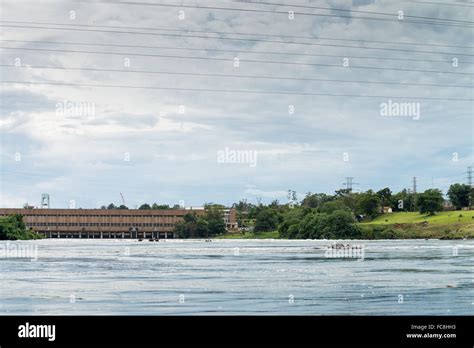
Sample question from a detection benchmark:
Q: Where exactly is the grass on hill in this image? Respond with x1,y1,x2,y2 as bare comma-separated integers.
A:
360,211,474,239
362,211,474,225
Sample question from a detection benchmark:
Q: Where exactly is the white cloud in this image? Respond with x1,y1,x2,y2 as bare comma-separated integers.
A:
0,0,471,207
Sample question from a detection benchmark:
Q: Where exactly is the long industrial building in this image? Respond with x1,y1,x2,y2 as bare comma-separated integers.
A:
0,208,237,239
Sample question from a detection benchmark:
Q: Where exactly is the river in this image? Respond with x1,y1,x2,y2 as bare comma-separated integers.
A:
0,239,472,315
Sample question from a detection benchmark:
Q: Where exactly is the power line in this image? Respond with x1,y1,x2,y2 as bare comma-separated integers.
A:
4,39,472,65
402,1,474,8
3,47,473,76
2,20,472,49
2,23,473,57
351,173,468,194
4,64,471,89
76,1,474,28
230,0,474,24
2,80,472,101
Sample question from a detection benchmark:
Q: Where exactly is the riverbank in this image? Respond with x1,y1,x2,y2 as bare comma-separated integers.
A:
216,227,473,240
216,231,280,239
216,211,474,240
357,224,474,240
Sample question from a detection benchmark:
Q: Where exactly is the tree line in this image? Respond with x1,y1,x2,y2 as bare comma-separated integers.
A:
231,183,473,239
174,205,226,238
100,203,178,210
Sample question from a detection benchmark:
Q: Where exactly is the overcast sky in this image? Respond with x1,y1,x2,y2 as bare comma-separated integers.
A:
0,0,473,208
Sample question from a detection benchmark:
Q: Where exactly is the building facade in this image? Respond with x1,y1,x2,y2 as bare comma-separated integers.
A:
0,208,237,239
223,208,238,230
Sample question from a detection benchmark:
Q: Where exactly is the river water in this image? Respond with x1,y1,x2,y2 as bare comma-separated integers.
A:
0,239,472,315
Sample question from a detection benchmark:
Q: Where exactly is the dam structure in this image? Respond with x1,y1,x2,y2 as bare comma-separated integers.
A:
0,208,236,239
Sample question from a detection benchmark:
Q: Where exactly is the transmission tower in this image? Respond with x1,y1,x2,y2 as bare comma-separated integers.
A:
411,177,417,212
342,177,359,193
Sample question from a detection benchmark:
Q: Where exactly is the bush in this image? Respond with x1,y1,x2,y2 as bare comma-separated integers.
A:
278,209,360,239
318,200,351,214
0,214,40,240
254,209,281,232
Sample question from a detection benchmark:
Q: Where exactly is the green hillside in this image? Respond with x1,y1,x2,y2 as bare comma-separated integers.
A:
358,211,474,239
363,211,474,225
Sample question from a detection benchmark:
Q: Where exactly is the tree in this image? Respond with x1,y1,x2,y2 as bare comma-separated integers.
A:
282,210,360,239
196,218,210,237
356,191,380,218
391,189,417,212
322,210,360,239
233,199,255,212
340,192,360,213
138,203,151,210
269,199,280,209
318,200,351,214
301,193,333,209
152,203,171,210
471,189,474,209
175,213,198,238
418,189,444,215
447,183,471,209
207,218,226,236
376,188,392,213
254,209,280,232
278,207,305,238
118,205,128,209
107,203,116,210
174,210,226,238
204,206,226,236
287,189,297,203
297,212,328,239
0,214,39,240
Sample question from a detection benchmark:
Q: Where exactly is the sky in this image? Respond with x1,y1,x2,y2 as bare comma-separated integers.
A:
0,0,473,208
